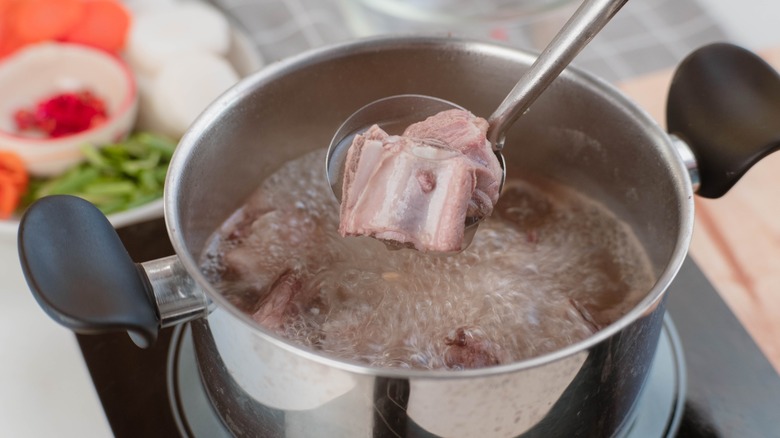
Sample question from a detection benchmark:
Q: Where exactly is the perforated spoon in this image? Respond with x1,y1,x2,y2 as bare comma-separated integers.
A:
326,0,628,242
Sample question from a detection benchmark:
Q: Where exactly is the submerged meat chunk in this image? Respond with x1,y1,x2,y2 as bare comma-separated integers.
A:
252,270,302,330
443,327,508,369
339,109,503,252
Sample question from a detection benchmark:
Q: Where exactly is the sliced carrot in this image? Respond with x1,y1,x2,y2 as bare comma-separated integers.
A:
0,173,20,219
0,18,26,59
0,35,25,59
0,150,29,194
9,0,84,44
0,1,24,59
0,1,16,43
0,0,17,11
61,0,131,53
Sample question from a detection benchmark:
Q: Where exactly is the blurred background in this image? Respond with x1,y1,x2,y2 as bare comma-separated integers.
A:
212,0,779,82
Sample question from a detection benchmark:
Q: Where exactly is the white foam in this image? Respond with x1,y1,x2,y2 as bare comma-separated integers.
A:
200,149,654,369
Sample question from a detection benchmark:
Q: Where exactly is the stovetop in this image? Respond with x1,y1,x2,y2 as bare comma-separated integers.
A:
74,218,780,437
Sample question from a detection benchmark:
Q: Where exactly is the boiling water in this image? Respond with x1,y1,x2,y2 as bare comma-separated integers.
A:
200,149,654,370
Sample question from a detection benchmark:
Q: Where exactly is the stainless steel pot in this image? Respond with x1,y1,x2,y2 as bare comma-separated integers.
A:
18,37,780,437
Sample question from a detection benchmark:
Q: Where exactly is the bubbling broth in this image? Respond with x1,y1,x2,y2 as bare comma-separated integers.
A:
200,149,654,370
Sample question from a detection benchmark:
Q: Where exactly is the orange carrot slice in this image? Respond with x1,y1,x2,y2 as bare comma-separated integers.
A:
0,0,15,13
0,150,29,194
0,173,20,219
0,0,17,11
0,1,19,58
0,19,26,59
9,0,84,44
61,0,131,52
0,21,15,59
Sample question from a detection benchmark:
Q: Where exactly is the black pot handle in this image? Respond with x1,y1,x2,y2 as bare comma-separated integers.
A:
667,42,780,198
18,195,159,348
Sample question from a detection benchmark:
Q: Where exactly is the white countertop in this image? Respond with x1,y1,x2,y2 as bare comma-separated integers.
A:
0,241,113,437
1,1,779,437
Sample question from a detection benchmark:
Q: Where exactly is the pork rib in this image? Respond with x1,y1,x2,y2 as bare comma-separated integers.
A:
339,109,502,252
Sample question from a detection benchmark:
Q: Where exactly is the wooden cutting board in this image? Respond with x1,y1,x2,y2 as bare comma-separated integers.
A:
618,47,780,372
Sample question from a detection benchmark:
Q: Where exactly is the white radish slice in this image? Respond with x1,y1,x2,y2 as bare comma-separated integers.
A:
148,52,240,139
121,0,178,16
131,70,158,133
126,2,231,75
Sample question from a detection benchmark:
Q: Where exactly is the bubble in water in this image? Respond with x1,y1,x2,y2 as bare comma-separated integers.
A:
199,149,654,370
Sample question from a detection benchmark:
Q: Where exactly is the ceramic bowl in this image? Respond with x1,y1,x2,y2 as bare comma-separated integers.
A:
0,42,139,177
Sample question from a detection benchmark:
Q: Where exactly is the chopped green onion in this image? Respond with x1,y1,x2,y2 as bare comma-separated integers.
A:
121,150,161,175
23,131,175,214
83,180,136,196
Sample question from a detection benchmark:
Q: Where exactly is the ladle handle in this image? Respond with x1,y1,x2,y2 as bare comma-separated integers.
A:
18,195,159,348
667,43,780,198
487,0,628,148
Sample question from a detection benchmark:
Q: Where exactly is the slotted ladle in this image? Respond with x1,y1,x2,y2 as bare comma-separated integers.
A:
326,0,628,247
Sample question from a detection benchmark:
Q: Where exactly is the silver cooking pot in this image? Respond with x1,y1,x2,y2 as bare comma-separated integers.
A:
18,37,780,437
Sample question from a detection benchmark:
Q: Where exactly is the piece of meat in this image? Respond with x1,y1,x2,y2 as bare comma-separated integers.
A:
443,327,507,369
252,270,303,330
339,109,503,252
207,198,332,319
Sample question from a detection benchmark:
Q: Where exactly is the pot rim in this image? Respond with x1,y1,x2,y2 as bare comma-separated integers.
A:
166,35,695,379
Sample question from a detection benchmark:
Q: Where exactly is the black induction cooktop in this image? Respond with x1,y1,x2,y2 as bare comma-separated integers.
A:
74,218,780,438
